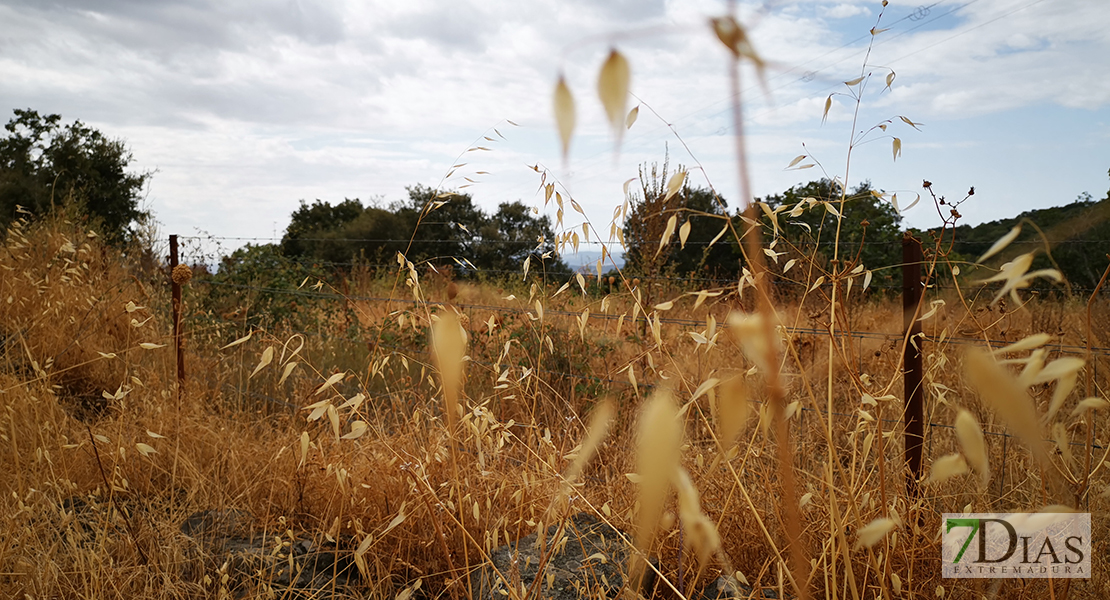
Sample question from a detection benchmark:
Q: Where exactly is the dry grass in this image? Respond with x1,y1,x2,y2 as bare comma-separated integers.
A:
4,9,1110,599
2,209,1109,600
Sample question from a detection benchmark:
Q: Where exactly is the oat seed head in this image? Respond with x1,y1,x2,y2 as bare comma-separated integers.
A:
632,387,682,591
965,349,1048,465
954,409,990,488
924,453,969,485
563,398,614,486
432,311,467,427
716,376,749,446
673,468,722,568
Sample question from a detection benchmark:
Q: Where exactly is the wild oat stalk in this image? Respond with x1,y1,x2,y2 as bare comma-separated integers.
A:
432,310,470,598
716,7,810,598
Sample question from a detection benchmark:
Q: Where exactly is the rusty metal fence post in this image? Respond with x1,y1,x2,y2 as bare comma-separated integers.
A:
903,233,924,500
170,234,185,403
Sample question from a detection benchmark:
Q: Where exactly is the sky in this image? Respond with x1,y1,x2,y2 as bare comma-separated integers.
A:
1,0,1108,265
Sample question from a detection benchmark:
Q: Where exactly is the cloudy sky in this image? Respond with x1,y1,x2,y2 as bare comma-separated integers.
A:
1,0,1108,261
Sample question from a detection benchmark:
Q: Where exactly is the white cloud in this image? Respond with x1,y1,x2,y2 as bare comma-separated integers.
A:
822,3,870,20
867,0,1110,115
0,0,1107,246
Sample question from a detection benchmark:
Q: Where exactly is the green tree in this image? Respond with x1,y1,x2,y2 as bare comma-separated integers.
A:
948,169,1110,291
201,243,332,329
0,109,151,242
397,184,488,264
281,198,365,259
474,201,566,277
757,178,903,281
622,158,738,280
280,185,568,277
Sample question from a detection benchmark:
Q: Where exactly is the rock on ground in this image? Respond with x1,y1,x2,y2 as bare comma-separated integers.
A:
180,509,361,598
476,512,644,600
475,513,788,600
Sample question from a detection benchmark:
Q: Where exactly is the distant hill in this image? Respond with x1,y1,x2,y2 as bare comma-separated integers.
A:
563,249,625,272
944,184,1110,291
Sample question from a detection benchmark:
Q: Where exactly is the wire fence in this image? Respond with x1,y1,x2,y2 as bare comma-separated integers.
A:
194,279,1110,358
167,228,1110,505
184,274,1108,437
254,305,1104,503
177,233,1110,296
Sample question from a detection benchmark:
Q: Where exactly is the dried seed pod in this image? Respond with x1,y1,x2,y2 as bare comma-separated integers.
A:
171,264,193,285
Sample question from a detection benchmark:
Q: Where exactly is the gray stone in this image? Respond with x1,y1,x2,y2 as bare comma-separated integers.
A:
700,575,785,600
475,513,650,600
179,510,360,597
180,509,253,538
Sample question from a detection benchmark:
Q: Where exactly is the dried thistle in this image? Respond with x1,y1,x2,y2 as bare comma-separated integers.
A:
171,264,192,285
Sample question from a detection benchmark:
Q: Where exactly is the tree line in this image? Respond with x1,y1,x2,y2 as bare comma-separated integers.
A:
3,107,1109,300
946,176,1110,290
620,157,905,290
0,109,150,243
276,184,567,277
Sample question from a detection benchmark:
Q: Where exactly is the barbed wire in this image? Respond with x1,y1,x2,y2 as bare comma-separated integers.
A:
190,259,1103,296
179,234,1110,247
252,323,1104,451
193,279,1110,356
178,234,1109,294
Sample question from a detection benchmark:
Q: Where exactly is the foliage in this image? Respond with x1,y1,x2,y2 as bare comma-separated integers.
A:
198,243,334,330
281,184,568,278
623,168,905,292
280,198,366,260
0,108,150,243
622,157,738,279
399,184,490,268
473,200,567,277
948,171,1110,291
758,178,903,286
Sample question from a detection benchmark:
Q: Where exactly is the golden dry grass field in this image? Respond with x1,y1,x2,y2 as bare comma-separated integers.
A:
3,9,1109,600
2,207,1109,600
